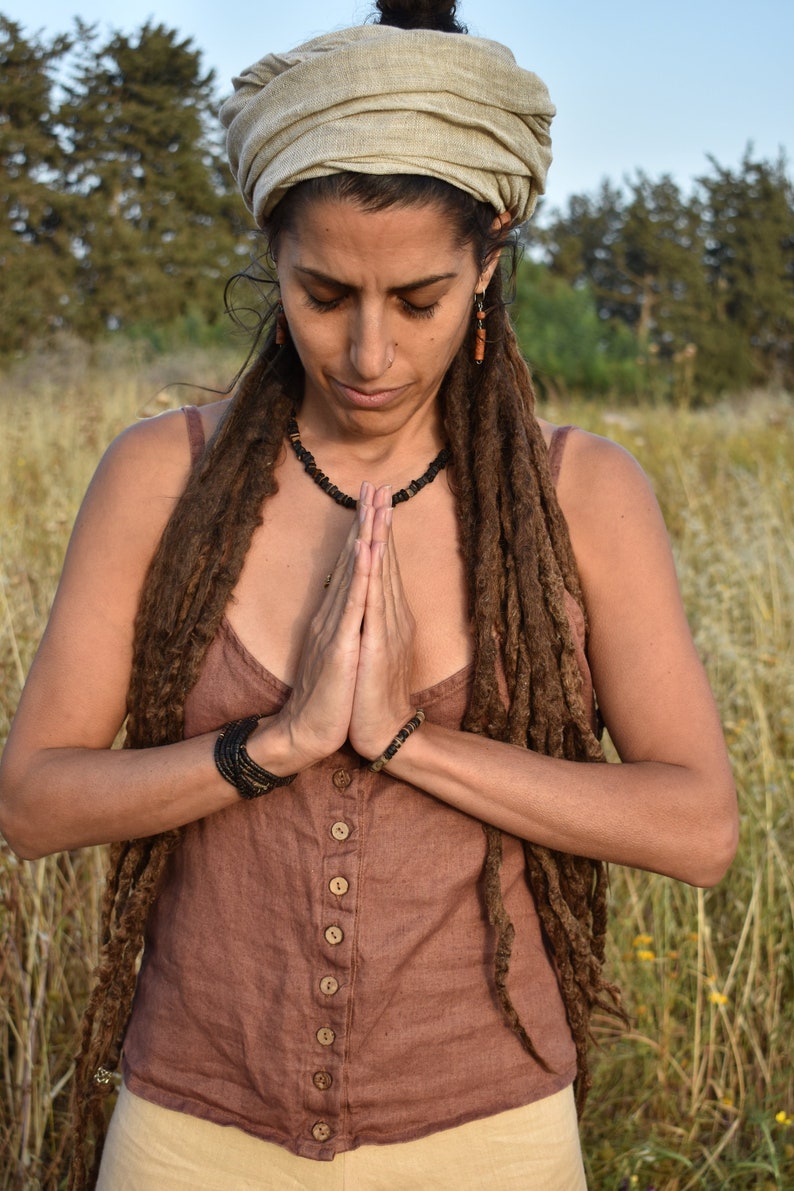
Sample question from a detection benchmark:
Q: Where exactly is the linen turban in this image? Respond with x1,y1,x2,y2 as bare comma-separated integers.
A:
220,24,555,227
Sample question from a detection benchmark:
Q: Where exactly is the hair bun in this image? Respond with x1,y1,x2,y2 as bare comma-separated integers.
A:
374,0,466,34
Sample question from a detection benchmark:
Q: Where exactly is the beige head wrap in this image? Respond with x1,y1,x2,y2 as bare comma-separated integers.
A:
220,24,554,227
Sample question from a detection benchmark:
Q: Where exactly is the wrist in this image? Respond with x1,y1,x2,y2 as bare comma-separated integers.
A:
366,709,426,774
214,716,297,800
246,712,310,776
249,709,341,775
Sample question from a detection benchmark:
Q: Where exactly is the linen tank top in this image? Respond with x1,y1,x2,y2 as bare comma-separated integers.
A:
122,412,593,1161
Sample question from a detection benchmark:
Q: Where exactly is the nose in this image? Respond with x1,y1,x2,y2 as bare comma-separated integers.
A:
348,306,394,381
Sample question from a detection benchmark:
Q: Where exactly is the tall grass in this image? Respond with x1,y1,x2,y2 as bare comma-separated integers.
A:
549,397,794,1189
1,349,792,1188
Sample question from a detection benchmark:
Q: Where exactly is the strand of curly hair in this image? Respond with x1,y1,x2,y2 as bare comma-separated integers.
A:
66,254,624,1191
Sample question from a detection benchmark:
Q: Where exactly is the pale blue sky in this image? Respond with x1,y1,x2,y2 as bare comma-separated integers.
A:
3,0,791,212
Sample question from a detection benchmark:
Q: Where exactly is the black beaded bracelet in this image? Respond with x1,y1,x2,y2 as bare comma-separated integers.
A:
369,709,426,773
214,715,297,800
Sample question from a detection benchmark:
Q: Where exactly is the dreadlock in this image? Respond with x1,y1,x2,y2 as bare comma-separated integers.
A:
67,176,624,1186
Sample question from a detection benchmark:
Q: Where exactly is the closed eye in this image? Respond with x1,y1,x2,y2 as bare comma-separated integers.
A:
398,298,438,320
304,291,345,312
304,291,438,320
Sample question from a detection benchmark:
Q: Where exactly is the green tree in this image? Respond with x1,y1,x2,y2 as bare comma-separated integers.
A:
541,175,709,352
535,155,794,400
698,149,794,389
0,17,72,352
59,21,250,335
536,180,629,323
511,259,642,400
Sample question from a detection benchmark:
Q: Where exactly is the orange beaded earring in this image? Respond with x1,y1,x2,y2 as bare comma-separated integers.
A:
473,292,486,364
275,301,288,346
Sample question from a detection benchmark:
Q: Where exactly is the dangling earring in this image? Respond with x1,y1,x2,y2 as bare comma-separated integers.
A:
473,292,486,365
275,301,288,347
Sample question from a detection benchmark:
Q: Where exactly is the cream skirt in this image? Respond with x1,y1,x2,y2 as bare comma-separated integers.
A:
97,1082,587,1190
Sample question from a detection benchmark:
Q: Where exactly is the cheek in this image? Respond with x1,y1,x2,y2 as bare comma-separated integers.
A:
286,318,335,369
435,303,473,363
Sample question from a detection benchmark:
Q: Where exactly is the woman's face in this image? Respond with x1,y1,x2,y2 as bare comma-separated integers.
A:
275,197,500,436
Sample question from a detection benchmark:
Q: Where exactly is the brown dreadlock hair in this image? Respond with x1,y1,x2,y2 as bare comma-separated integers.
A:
67,5,624,1186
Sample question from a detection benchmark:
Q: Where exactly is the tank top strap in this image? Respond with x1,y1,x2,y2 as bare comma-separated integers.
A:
182,405,206,468
547,424,575,488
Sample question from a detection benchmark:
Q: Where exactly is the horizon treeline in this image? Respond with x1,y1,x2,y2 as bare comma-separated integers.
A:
2,15,793,402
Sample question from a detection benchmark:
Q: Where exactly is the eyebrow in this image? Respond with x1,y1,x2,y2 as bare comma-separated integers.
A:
294,266,459,293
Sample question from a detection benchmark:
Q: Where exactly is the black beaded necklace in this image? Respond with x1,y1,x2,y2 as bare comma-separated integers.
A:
286,416,451,509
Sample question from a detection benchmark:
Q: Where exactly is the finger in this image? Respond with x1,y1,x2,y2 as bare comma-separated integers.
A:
357,481,375,545
322,484,376,595
378,520,415,643
370,493,393,554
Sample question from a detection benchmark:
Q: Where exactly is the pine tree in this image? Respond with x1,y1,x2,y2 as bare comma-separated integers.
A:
59,21,251,336
0,17,72,352
698,149,794,389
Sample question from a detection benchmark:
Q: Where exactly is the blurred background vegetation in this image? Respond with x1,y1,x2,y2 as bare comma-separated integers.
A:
2,14,793,403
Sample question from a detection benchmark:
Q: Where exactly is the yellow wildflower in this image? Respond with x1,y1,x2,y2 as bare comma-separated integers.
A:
775,1110,792,1126
636,949,655,962
708,990,728,1005
632,934,653,948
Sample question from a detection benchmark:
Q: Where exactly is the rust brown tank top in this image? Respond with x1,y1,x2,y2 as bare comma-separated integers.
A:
122,412,592,1160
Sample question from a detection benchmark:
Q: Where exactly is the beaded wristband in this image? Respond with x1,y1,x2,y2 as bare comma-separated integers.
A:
369,709,426,773
214,715,297,800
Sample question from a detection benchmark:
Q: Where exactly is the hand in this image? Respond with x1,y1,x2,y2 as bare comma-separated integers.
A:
256,483,377,770
348,485,417,762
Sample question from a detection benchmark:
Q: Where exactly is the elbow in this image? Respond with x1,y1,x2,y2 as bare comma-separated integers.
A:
0,779,54,862
0,804,48,862
687,779,740,889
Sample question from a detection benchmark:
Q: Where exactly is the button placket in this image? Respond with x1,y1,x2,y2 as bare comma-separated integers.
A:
307,764,358,1148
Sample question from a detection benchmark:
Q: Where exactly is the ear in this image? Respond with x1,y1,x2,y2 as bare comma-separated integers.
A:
477,210,512,291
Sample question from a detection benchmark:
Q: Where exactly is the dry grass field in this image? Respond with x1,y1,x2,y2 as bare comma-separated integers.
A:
1,341,792,1188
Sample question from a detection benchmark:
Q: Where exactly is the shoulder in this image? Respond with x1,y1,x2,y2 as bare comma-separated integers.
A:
63,400,228,594
539,421,659,541
89,400,229,515
100,399,227,475
539,422,675,630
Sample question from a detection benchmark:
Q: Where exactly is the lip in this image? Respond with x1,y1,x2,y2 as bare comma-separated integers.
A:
333,378,408,409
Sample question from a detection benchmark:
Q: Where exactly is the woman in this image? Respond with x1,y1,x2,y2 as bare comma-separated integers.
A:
0,1,738,1187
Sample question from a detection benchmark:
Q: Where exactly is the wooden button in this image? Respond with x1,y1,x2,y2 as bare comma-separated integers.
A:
330,821,350,841
329,876,349,896
313,1070,333,1091
312,1121,333,1142
332,769,352,790
319,976,339,996
324,925,344,946
316,1026,335,1046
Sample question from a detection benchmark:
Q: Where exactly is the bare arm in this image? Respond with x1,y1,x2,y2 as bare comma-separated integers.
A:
348,431,738,887
0,410,374,858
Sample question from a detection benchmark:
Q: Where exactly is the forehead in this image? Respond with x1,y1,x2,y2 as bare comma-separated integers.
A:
278,197,474,280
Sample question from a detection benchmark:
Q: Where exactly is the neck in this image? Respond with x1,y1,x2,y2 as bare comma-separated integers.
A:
287,415,450,510
297,393,446,471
